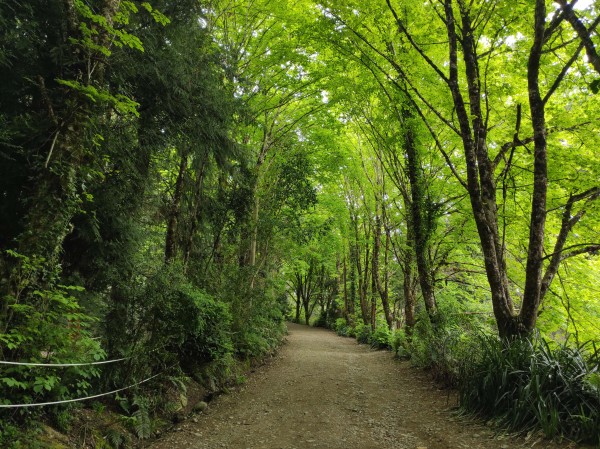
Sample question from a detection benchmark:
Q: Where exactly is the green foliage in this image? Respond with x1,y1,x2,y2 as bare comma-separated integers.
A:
178,287,233,364
118,390,171,442
55,80,140,117
104,425,130,449
334,318,351,336
131,395,152,439
390,328,409,358
226,273,287,360
51,408,73,433
0,0,286,445
399,314,437,367
111,263,234,382
271,150,318,232
139,3,170,26
0,421,24,449
313,312,328,328
370,325,392,350
71,0,147,54
2,0,600,445
343,321,392,349
458,334,600,443
390,308,477,386
354,323,372,345
0,252,103,412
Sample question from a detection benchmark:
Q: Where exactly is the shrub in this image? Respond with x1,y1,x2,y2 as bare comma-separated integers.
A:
334,318,350,336
370,325,392,349
458,333,600,444
233,316,282,359
179,287,234,365
396,310,471,386
0,252,103,416
226,276,287,360
346,325,356,338
142,266,233,369
391,328,410,357
105,263,234,394
403,312,436,367
355,323,372,344
314,313,328,328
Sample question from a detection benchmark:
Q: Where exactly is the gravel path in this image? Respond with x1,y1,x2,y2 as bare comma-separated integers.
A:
148,323,583,449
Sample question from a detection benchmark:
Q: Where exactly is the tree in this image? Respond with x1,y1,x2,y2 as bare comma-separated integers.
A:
319,0,600,338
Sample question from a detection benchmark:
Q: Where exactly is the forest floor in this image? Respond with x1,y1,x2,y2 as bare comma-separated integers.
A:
147,323,587,449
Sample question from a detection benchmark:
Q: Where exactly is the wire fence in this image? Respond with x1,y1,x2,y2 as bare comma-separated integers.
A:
0,371,164,408
0,353,170,408
0,357,130,367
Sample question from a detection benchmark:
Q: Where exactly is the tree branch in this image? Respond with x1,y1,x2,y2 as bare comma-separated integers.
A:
493,121,593,169
556,0,600,74
560,244,600,260
332,13,462,136
385,0,451,86
543,40,585,104
540,186,600,300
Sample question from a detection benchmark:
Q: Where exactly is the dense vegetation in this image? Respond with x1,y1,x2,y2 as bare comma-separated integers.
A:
1,0,599,447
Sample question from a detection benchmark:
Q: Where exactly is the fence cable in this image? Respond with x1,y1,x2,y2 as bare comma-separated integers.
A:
0,357,130,368
0,371,164,408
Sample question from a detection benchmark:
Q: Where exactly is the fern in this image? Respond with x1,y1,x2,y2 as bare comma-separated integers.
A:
105,427,126,448
132,395,152,439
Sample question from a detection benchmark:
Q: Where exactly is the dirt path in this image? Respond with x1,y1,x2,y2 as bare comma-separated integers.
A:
148,323,582,449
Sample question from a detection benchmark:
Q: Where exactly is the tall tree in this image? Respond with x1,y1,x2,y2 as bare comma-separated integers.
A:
319,0,600,338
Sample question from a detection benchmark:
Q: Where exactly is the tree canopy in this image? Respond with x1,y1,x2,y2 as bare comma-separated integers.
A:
1,0,600,446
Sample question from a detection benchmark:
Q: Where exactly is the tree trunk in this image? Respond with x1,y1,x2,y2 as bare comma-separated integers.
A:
403,265,417,331
374,190,393,329
403,110,437,317
352,214,370,325
378,0,591,338
402,200,418,332
303,282,311,325
342,255,350,322
348,246,357,320
520,0,548,334
294,273,303,323
165,151,188,263
371,208,380,330
357,243,371,326
443,0,518,337
182,156,208,269
382,219,393,327
295,291,301,323
249,194,259,267
441,0,555,338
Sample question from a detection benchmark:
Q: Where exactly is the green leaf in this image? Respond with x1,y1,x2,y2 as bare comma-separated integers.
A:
141,2,170,25
1,377,28,390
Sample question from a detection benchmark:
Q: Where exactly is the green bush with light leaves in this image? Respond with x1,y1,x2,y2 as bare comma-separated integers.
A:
0,251,103,413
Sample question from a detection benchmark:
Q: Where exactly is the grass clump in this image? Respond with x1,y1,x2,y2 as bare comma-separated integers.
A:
458,333,600,444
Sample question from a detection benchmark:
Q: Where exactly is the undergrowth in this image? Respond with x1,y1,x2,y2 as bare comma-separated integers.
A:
333,318,392,350
458,333,600,444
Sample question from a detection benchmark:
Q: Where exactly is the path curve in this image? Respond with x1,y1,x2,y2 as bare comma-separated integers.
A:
149,323,580,449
